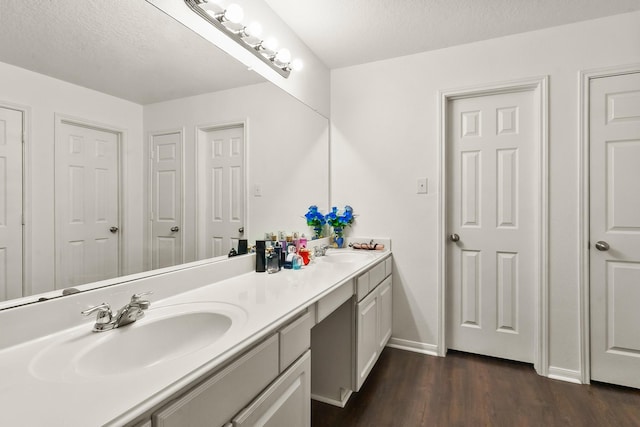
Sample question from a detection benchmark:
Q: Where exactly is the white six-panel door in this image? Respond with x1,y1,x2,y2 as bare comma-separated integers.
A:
55,119,120,287
150,130,183,269
198,125,245,258
0,107,23,301
589,72,640,389
447,90,536,363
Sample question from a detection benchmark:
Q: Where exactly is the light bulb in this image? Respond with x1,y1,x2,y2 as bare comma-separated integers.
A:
224,4,244,23
262,37,278,52
275,48,291,64
245,21,262,38
290,58,304,71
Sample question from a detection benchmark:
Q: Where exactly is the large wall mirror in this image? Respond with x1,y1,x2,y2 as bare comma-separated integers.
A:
0,0,329,308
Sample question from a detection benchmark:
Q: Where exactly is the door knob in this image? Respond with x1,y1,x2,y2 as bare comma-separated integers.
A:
449,233,460,242
238,227,244,234
595,241,609,251
170,226,180,232
109,226,119,233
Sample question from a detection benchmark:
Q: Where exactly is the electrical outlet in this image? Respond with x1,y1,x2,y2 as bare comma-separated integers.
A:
417,178,428,194
254,184,262,197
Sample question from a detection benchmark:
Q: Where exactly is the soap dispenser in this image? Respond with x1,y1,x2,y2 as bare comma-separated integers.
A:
266,247,280,274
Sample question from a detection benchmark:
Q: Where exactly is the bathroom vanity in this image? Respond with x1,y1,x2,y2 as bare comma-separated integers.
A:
0,242,391,426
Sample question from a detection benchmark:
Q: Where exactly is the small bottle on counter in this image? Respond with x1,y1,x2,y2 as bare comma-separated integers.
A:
266,248,280,274
255,240,266,272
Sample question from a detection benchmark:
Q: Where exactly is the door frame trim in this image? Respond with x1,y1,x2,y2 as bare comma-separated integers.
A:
437,76,549,375
0,100,30,297
578,63,640,385
53,114,126,286
195,119,248,259
146,128,186,270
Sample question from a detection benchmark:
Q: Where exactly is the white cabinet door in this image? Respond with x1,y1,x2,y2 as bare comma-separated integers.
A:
356,289,378,391
377,276,393,351
590,72,640,389
233,350,310,427
153,335,279,427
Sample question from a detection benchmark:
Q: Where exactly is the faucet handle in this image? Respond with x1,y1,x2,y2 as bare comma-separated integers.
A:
81,303,113,325
130,291,152,309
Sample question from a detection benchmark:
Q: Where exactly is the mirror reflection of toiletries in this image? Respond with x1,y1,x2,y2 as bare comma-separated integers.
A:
0,0,329,307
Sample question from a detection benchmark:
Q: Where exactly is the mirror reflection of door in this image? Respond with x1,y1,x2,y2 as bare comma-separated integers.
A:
150,130,183,269
0,106,23,301
55,117,120,288
197,124,245,258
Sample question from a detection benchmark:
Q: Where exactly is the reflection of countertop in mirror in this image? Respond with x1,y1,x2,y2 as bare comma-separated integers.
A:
0,245,391,426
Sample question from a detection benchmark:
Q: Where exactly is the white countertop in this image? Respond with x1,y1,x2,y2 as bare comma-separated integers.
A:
0,248,391,426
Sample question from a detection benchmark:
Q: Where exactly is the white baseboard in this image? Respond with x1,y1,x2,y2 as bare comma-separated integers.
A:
387,337,439,357
311,389,353,408
548,366,583,384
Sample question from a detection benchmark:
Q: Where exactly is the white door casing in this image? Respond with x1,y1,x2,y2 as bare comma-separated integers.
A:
438,77,549,374
55,117,121,288
588,71,640,389
197,124,245,258
150,130,183,269
0,107,23,301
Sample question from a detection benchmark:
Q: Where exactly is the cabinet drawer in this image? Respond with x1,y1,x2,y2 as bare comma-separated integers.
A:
356,271,369,301
279,311,313,372
385,256,392,277
153,334,279,427
232,350,311,427
368,261,386,292
316,280,353,323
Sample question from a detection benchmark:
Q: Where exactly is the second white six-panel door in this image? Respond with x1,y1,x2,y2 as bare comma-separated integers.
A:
447,89,537,363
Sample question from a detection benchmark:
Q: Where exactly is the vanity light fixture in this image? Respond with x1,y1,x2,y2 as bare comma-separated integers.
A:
186,0,303,78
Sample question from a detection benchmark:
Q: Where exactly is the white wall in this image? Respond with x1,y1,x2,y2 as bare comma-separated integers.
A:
0,61,145,296
143,82,329,259
330,12,640,376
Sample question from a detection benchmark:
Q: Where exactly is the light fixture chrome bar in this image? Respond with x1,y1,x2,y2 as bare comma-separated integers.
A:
184,0,291,78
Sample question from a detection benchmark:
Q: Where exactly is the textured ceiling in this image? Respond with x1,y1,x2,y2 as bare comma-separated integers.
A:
264,0,640,69
1,1,639,104
0,0,265,105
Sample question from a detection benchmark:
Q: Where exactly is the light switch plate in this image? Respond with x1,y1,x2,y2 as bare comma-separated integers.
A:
253,184,262,197
417,178,428,194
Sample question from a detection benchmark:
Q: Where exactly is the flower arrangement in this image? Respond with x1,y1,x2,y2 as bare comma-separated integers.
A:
305,205,326,239
326,205,354,247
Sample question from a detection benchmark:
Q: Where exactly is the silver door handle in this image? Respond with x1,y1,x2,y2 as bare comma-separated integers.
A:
170,226,180,232
449,233,460,242
238,227,244,234
595,241,609,251
110,227,119,233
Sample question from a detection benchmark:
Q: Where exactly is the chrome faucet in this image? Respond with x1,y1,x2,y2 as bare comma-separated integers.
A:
314,245,330,257
81,292,152,332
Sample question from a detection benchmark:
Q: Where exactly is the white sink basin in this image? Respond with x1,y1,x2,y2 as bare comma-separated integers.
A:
319,250,375,264
29,302,246,381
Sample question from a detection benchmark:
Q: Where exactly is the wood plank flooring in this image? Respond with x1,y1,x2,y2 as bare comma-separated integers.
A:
312,348,640,427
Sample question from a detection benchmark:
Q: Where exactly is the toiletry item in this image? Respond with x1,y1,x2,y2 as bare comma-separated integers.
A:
284,245,297,269
279,240,287,266
274,241,283,269
255,240,266,272
238,239,248,255
299,237,307,251
266,248,280,273
228,248,237,257
299,248,310,265
292,253,303,270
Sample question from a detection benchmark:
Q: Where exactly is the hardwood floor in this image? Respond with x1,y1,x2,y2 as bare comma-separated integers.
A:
312,348,640,427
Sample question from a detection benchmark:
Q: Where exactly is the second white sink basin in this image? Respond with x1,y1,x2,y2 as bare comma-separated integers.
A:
29,302,247,381
319,250,375,264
